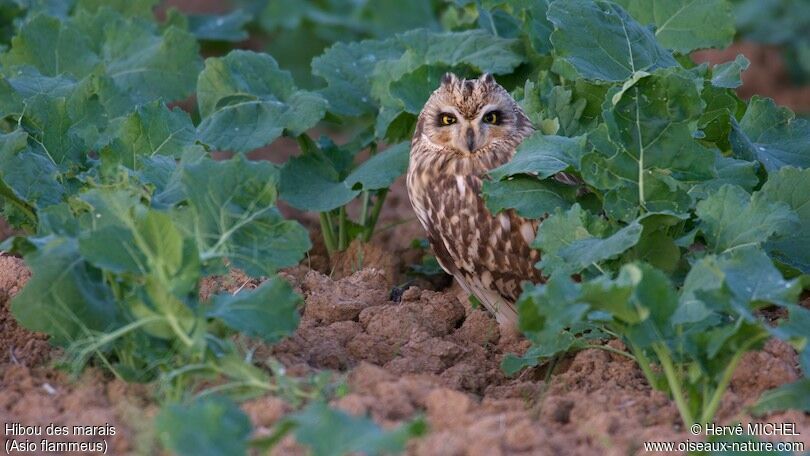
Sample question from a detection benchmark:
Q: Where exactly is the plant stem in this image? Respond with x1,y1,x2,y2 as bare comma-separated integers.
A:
319,212,337,254
699,333,768,424
362,189,388,242
0,180,37,227
630,343,659,390
653,343,694,428
589,343,636,361
338,206,348,250
359,191,370,227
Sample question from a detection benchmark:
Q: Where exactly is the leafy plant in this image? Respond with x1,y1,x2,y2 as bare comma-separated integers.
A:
1,0,809,451
475,0,809,429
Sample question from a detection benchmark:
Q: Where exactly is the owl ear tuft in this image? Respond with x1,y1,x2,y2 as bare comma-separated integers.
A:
442,72,459,87
480,73,495,84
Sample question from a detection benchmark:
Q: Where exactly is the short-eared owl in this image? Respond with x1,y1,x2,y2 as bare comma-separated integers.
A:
406,73,542,326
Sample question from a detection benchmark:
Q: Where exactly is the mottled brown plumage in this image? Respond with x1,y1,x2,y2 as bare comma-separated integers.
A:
406,73,543,326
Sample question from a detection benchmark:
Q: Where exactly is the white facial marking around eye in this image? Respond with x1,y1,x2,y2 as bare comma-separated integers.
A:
455,175,466,194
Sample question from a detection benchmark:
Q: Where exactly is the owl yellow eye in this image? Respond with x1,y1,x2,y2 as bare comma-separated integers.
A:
439,113,457,126
482,111,500,125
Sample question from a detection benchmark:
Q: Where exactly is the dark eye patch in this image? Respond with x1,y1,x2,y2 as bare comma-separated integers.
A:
437,112,457,126
482,110,503,125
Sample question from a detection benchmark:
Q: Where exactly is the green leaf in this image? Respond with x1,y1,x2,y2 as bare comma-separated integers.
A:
285,402,426,456
0,130,65,208
547,0,677,82
615,0,735,53
757,167,810,272
1,9,201,103
689,153,759,200
730,96,810,171
344,142,410,191
187,9,252,42
312,38,404,117
105,101,198,165
482,176,575,219
180,155,311,276
711,54,750,89
196,50,326,152
11,237,118,345
157,396,251,456
488,133,587,180
533,204,644,277
695,184,798,253
208,277,301,343
676,247,801,324
279,151,360,212
583,68,715,220
752,378,810,415
1,14,98,79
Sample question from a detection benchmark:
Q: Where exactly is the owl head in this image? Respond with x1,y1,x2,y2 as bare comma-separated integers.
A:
415,72,533,155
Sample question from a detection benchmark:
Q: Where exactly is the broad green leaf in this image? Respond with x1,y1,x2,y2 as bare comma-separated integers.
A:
583,68,715,220
547,0,677,82
757,167,810,272
615,0,735,53
180,155,311,276
11,237,118,345
196,50,326,152
698,85,744,150
711,54,750,89
508,278,593,374
1,14,98,79
344,142,410,191
285,402,426,456
23,94,87,168
208,277,301,343
695,184,797,253
105,101,198,166
730,96,810,171
676,247,801,324
753,379,810,415
157,396,251,456
279,152,360,212
688,153,759,200
533,204,643,277
482,176,575,218
187,9,252,42
0,130,65,208
489,134,586,180
312,38,404,117
1,8,201,103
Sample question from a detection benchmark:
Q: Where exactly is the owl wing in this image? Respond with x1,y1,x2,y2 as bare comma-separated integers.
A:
427,175,543,326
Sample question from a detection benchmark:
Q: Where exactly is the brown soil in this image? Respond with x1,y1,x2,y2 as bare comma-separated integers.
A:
694,42,810,113
2,241,809,455
0,256,158,455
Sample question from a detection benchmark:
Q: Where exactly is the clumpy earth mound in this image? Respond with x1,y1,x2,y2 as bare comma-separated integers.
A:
260,267,810,455
0,255,156,455
2,253,808,455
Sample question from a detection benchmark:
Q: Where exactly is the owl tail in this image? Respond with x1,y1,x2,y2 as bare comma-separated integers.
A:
452,275,519,328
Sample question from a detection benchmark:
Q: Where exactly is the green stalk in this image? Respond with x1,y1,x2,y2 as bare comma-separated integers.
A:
630,343,660,390
653,343,694,428
699,333,768,424
319,212,337,254
362,189,388,242
0,180,37,227
359,191,370,227
338,206,348,250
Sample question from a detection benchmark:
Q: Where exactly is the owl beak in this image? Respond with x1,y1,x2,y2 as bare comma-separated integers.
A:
465,128,476,153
